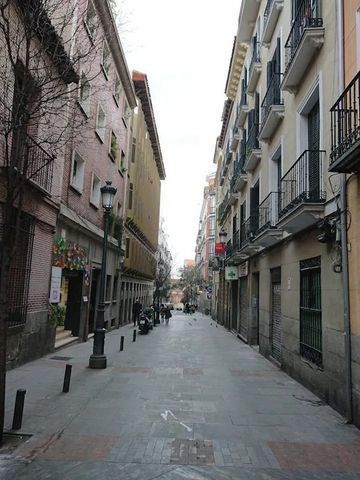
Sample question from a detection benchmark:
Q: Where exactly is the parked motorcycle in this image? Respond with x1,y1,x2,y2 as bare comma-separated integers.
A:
138,312,151,334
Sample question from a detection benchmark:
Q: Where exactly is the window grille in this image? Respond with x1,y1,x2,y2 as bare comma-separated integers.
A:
300,256,322,366
6,211,36,328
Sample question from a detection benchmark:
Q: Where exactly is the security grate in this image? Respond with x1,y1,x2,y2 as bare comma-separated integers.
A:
300,256,322,366
6,210,35,329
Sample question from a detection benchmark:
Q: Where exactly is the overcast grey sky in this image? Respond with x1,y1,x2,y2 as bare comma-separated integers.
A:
119,0,241,272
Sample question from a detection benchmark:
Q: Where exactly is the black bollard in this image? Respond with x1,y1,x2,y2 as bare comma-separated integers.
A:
133,329,136,342
120,335,124,351
62,364,72,393
12,389,26,430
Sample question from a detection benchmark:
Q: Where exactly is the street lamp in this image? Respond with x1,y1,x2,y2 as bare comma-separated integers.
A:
89,181,117,369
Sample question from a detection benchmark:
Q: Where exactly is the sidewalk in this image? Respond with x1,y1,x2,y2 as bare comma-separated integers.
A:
1,312,360,479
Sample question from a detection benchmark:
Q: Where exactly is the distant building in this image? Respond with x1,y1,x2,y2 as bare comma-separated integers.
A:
184,259,195,268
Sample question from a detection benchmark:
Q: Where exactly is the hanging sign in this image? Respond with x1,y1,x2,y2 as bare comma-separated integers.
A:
49,266,62,304
225,266,238,281
215,242,226,255
239,261,248,278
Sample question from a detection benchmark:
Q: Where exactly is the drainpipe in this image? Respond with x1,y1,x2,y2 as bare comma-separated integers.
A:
337,0,353,423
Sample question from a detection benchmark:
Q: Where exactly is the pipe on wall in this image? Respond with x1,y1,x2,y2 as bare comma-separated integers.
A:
337,0,353,423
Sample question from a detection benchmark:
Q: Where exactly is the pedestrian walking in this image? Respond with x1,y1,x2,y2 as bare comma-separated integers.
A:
160,304,166,323
132,298,142,326
165,306,172,325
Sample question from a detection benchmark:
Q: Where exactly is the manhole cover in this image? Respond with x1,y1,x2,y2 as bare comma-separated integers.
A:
50,356,72,361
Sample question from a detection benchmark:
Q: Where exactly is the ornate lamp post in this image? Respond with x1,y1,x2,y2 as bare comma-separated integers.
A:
89,181,117,369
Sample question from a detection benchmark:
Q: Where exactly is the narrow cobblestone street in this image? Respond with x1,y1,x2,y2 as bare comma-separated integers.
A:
1,312,360,479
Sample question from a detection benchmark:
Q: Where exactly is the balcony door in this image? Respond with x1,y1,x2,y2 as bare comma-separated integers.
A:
307,101,320,201
250,182,260,233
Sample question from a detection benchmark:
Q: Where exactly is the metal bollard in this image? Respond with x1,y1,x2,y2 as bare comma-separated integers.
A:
120,335,124,351
12,389,26,430
133,329,136,342
62,364,72,393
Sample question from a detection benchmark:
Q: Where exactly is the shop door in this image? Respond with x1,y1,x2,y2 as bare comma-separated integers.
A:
239,277,248,340
271,282,282,362
64,270,83,336
231,281,238,331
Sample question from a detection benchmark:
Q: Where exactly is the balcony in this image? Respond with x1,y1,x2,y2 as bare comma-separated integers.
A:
252,192,283,247
244,122,261,172
230,127,240,152
238,0,262,43
230,151,248,193
227,219,261,263
277,150,326,233
11,134,54,194
281,0,324,94
236,88,249,128
224,143,232,166
262,0,284,46
218,192,237,224
258,73,284,142
329,71,360,173
247,41,262,95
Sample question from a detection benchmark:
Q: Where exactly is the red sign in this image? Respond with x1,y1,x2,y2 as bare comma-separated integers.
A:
215,242,226,255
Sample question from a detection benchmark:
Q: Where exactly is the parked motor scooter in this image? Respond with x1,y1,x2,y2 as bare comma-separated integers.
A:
138,312,151,334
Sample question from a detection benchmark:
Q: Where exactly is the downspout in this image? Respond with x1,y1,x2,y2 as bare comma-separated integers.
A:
337,0,353,423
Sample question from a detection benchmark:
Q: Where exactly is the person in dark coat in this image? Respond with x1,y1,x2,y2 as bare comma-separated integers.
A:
132,299,142,326
164,306,172,325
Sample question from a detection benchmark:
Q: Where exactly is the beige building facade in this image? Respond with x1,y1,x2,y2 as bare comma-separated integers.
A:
120,71,165,323
328,0,360,426
215,0,348,418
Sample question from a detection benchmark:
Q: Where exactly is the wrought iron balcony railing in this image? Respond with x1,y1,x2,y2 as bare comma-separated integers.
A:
249,41,261,78
240,217,255,247
261,73,283,127
12,134,54,193
330,70,360,171
246,121,260,154
279,150,326,218
230,151,246,191
256,192,280,235
264,0,274,25
284,0,323,73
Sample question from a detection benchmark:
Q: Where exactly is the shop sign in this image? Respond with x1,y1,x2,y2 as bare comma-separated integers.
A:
239,261,248,278
49,266,62,303
215,242,226,255
225,266,238,281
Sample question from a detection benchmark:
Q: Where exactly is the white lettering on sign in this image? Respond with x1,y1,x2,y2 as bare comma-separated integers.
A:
49,266,62,304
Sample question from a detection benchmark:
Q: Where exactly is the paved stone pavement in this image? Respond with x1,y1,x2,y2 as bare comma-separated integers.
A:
1,312,360,479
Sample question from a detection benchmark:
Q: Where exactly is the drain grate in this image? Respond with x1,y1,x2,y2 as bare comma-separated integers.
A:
170,439,214,465
50,356,72,361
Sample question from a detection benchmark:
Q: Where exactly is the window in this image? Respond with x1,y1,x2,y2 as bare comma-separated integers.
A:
300,256,322,366
120,149,126,172
131,138,136,163
128,182,133,210
114,75,122,105
70,151,85,193
125,237,130,258
123,102,131,126
105,275,111,302
101,41,111,79
78,73,90,116
96,104,106,142
85,0,97,39
90,173,101,207
109,130,119,162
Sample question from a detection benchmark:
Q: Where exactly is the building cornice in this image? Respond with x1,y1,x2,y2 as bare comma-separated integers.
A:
225,38,247,101
132,70,166,180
